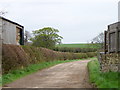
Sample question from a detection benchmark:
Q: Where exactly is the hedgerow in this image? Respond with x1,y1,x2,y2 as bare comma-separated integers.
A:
53,47,98,53
2,44,97,74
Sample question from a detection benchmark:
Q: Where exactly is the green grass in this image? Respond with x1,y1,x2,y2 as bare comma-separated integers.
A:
2,58,95,86
88,60,119,88
56,43,100,48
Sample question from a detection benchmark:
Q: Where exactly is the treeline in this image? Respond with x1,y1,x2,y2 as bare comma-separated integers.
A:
2,44,97,74
53,47,98,53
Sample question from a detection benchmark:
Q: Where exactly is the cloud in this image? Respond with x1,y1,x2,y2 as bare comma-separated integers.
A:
0,0,118,43
0,0,119,3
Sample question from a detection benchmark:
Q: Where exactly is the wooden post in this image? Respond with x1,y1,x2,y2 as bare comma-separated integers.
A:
116,27,119,53
108,26,110,53
104,31,107,54
118,23,120,52
118,30,120,53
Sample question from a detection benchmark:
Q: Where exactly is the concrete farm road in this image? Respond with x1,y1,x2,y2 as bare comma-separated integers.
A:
5,60,92,88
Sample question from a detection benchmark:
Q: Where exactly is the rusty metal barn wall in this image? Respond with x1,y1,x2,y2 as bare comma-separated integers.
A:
2,19,16,45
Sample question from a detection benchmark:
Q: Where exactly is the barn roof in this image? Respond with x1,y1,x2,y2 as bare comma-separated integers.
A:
0,16,24,28
108,22,120,27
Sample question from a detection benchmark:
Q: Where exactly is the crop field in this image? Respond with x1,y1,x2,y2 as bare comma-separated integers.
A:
56,43,100,49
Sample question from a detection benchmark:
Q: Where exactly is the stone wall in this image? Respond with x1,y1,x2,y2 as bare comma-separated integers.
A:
100,53,120,72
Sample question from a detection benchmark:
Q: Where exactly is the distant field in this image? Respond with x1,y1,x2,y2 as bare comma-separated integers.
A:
56,43,100,49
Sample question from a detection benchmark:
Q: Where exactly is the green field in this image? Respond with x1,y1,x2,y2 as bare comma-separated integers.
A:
56,43,100,49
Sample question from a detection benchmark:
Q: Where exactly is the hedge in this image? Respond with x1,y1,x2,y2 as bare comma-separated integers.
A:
53,47,98,53
2,44,97,74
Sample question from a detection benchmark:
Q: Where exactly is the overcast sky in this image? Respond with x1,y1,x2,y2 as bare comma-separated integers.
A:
0,0,119,43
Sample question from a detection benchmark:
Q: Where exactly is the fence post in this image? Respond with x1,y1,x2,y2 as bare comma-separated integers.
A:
108,26,110,53
104,31,107,54
116,27,119,53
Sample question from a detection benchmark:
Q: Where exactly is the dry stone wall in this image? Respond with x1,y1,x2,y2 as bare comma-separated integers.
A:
100,53,119,72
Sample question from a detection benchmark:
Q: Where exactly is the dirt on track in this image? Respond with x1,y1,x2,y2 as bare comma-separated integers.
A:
4,60,93,88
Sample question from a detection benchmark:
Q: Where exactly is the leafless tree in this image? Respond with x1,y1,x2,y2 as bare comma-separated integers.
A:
24,30,32,45
91,32,104,49
91,32,104,44
0,10,7,16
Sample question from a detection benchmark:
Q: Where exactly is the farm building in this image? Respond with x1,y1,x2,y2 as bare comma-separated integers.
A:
0,16,24,45
104,22,120,53
100,22,120,72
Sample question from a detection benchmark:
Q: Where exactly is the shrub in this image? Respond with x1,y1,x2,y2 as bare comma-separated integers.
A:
2,44,97,74
53,47,98,53
2,45,29,74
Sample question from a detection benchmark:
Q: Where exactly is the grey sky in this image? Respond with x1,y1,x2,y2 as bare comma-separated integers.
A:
0,0,119,43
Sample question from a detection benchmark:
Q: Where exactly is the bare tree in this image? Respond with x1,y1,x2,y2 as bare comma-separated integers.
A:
91,32,104,49
91,33,104,43
0,10,7,16
24,30,32,45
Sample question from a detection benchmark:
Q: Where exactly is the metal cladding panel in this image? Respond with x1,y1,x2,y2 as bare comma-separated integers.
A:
119,31,120,51
118,1,120,22
0,18,2,45
0,18,2,67
0,18,2,34
2,20,16,45
106,22,120,53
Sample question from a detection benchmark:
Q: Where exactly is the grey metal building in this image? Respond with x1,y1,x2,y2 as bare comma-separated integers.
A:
104,22,120,53
0,17,24,45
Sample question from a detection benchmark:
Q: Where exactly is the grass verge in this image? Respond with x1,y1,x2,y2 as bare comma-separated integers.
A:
2,57,95,86
87,59,119,88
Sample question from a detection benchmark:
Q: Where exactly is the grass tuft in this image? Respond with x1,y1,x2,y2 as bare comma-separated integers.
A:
88,60,119,88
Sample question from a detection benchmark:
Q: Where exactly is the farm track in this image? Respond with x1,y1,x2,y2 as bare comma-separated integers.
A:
3,60,92,88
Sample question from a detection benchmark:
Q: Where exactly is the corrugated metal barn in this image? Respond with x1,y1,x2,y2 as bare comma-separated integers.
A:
99,22,120,72
104,22,120,53
0,17,24,45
